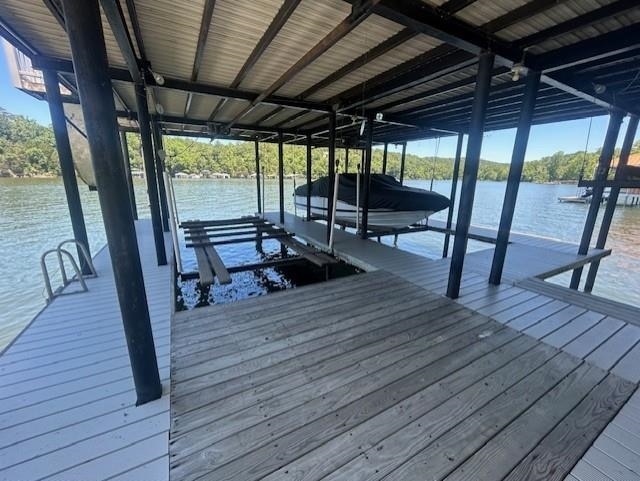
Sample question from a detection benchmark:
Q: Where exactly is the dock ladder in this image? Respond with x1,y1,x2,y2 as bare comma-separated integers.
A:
40,239,97,303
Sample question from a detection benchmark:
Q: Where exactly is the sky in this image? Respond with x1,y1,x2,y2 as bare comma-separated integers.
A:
1,48,638,164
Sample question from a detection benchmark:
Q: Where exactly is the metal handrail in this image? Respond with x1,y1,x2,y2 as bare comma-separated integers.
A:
56,239,97,285
40,240,96,303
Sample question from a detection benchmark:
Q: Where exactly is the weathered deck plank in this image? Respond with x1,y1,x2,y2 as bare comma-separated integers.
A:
170,270,633,481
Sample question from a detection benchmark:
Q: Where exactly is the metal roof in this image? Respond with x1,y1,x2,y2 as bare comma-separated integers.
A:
1,0,639,147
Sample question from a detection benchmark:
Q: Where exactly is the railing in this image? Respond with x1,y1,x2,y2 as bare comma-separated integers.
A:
40,239,97,303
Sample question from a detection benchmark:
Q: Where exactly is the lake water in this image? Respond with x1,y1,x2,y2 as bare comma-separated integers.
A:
1,177,639,350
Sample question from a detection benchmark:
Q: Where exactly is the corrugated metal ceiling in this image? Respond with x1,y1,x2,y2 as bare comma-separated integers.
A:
1,0,639,143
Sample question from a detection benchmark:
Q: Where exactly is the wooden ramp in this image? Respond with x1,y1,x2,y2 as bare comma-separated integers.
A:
169,271,634,481
0,220,172,481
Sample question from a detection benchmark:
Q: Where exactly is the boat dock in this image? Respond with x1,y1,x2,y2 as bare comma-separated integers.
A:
3,219,640,480
2,0,640,479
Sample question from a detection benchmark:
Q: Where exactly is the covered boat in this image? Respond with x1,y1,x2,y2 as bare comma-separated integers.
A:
294,174,450,229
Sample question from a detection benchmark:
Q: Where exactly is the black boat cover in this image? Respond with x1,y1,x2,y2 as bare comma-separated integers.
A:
295,174,450,212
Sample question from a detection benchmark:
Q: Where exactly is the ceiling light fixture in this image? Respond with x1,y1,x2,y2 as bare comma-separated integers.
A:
593,83,607,94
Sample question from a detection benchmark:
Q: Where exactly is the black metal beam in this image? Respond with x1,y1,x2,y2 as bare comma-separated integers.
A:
273,109,309,128
155,114,306,135
184,0,216,116
227,0,381,127
99,0,141,82
306,133,312,220
519,0,640,49
0,16,38,55
336,0,559,114
399,142,407,184
302,27,415,99
61,0,161,405
233,0,300,88
151,119,170,232
381,142,388,174
345,0,635,114
42,68,92,274
365,0,520,63
30,56,332,113
255,140,262,214
584,114,639,292
327,111,336,243
489,71,541,285
135,83,168,266
443,133,464,258
534,24,640,73
481,0,569,33
119,130,138,220
344,147,349,173
569,110,624,289
337,46,472,112
447,52,495,299
124,0,146,60
361,114,374,238
278,132,285,223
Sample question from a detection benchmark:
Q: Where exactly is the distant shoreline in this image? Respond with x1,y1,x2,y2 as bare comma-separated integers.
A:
0,175,581,185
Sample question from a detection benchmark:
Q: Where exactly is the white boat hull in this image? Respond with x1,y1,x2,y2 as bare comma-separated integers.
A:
295,196,433,229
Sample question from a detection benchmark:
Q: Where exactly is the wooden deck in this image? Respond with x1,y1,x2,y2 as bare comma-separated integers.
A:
0,220,171,481
169,271,635,481
3,213,640,481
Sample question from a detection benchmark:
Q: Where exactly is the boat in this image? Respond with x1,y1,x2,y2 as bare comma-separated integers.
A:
294,173,450,229
558,187,593,203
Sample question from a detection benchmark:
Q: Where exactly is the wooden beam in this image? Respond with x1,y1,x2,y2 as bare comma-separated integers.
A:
227,0,382,128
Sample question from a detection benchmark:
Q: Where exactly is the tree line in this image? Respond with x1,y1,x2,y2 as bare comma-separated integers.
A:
1,108,638,182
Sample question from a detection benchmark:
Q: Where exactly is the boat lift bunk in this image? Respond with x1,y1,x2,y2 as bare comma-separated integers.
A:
180,216,336,286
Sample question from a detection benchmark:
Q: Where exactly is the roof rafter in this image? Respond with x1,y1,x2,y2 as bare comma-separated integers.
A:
211,0,301,122
184,0,216,117
226,0,383,129
357,0,637,114
335,0,568,115
31,55,332,112
99,0,141,83
268,0,478,128
518,0,639,48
